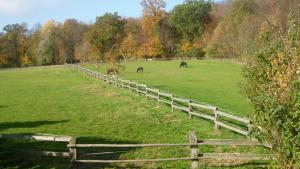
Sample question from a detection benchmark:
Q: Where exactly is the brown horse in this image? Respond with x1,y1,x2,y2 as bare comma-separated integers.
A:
107,68,119,75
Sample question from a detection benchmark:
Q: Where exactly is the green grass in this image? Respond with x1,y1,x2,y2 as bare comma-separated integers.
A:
0,66,269,169
87,60,251,117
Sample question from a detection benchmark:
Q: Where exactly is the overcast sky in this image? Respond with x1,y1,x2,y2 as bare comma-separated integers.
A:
0,0,195,30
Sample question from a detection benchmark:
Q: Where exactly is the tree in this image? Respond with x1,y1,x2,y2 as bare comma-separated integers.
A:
169,0,212,41
36,20,61,65
2,23,28,67
140,0,168,58
243,12,300,169
0,33,8,67
87,12,126,73
169,0,212,58
141,0,166,16
208,0,259,59
61,19,88,63
120,18,142,60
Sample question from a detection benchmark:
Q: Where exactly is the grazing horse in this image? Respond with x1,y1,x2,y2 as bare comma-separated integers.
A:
107,68,119,75
137,67,144,73
180,61,187,68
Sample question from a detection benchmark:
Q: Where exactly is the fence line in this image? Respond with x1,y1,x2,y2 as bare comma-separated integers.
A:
1,132,272,169
67,131,272,169
70,65,252,136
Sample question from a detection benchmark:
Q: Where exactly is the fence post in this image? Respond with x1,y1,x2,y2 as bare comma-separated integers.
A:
247,122,252,140
68,137,77,169
145,86,148,99
188,100,192,118
157,90,160,103
136,83,139,95
129,81,131,92
171,94,174,112
214,107,220,129
189,131,198,169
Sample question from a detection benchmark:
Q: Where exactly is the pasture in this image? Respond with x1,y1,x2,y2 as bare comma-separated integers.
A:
87,60,251,116
0,65,269,169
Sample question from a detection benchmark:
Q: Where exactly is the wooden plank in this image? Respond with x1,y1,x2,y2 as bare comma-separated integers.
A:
146,88,159,93
216,111,250,124
172,105,189,112
215,121,249,136
137,84,147,88
71,143,191,148
0,134,72,142
202,153,273,160
189,111,215,121
20,150,70,157
189,103,216,110
159,92,172,98
173,97,190,103
199,139,265,146
75,157,196,163
146,94,158,99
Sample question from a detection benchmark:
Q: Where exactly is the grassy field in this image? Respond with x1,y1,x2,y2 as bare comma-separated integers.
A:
87,60,251,117
0,66,269,169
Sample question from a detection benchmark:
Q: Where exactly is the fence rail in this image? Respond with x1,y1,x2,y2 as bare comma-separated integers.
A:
71,65,252,136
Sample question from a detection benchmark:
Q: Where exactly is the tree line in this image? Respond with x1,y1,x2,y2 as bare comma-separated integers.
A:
1,0,298,69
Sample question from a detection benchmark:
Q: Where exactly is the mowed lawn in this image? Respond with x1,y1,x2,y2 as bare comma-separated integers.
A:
0,66,268,169
89,60,251,117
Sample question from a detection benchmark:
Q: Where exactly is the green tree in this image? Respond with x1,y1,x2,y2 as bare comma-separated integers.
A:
36,20,61,65
169,0,212,42
169,0,212,58
87,12,126,73
243,12,300,169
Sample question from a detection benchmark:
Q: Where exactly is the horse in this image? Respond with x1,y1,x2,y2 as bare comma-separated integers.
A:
107,68,119,75
137,67,144,73
180,61,187,68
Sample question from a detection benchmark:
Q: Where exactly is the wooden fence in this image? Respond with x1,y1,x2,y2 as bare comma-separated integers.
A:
0,132,272,169
0,133,72,158
70,65,252,136
67,131,272,169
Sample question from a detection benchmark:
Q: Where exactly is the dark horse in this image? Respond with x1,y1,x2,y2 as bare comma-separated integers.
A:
180,61,187,68
137,67,144,73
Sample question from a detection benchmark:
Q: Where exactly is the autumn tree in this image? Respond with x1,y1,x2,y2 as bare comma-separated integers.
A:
208,0,259,59
61,19,88,63
0,33,8,67
1,23,28,67
140,0,169,58
120,18,142,60
87,12,126,73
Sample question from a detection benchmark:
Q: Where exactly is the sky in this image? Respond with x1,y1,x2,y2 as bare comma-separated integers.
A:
0,0,192,30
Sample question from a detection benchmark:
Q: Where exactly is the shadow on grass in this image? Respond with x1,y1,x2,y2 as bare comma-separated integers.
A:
0,135,142,169
0,105,8,109
0,120,69,131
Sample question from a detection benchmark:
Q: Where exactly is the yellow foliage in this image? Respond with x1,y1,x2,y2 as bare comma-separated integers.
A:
22,55,30,65
0,54,8,64
266,52,299,104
